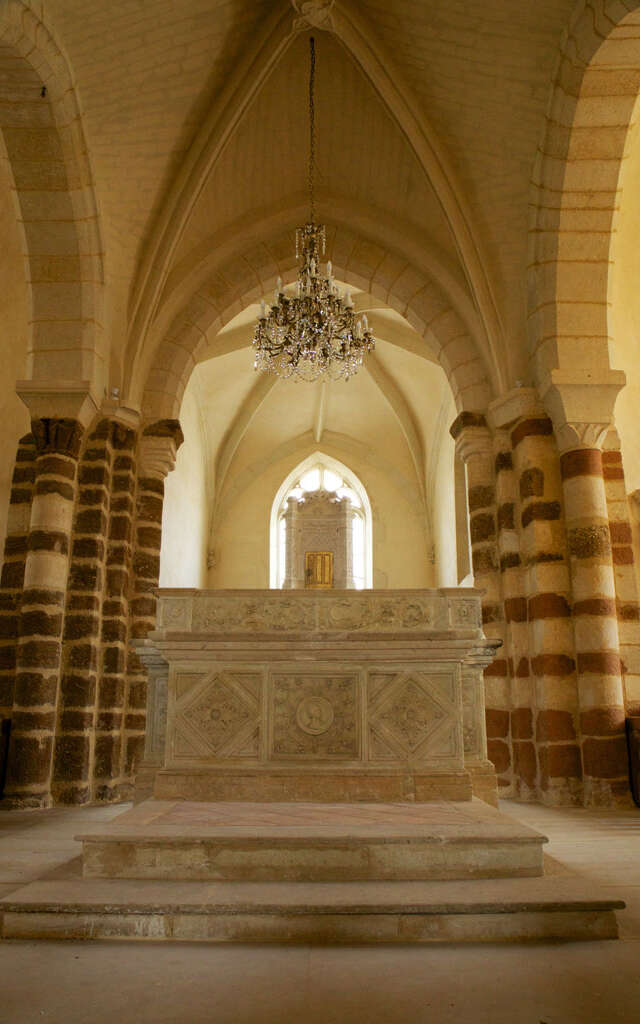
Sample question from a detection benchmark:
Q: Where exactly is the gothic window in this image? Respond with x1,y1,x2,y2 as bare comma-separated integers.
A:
270,455,372,589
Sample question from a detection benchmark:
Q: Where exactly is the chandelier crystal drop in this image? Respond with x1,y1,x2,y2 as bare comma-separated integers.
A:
252,37,375,382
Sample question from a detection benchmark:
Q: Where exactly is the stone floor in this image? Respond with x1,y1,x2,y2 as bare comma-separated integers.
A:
0,799,639,1022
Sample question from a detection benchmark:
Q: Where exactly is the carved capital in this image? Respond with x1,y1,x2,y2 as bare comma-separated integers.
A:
291,0,336,32
139,419,184,480
31,417,84,459
451,415,493,465
138,434,179,481
540,368,626,454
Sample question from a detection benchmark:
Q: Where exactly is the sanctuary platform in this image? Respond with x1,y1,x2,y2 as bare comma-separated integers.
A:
0,798,624,944
0,589,624,944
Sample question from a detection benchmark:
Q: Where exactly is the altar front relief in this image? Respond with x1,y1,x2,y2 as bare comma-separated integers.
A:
136,589,500,805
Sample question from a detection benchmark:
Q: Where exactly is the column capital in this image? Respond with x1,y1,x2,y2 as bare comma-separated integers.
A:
540,368,626,454
487,387,543,430
139,419,184,480
30,417,85,459
16,380,99,432
450,413,493,463
100,397,141,432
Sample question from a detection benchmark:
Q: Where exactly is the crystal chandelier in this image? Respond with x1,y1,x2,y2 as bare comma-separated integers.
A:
252,37,375,382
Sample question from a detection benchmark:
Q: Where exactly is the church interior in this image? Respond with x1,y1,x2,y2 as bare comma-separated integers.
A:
0,1,640,1020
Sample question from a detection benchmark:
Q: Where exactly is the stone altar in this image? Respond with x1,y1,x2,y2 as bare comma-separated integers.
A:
136,588,500,805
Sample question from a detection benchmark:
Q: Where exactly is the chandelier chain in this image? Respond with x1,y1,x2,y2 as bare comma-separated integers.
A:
252,34,375,382
309,36,316,224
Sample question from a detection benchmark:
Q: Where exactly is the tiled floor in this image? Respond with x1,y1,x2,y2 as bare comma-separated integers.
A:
0,798,639,1023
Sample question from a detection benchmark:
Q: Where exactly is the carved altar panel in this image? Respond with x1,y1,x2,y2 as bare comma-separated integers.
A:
172,670,262,761
367,669,462,765
270,671,360,759
190,595,316,633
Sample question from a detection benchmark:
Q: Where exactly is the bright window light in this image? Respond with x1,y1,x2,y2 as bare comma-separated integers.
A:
352,515,365,588
337,486,361,508
323,469,342,492
270,455,372,589
278,517,286,584
300,468,321,491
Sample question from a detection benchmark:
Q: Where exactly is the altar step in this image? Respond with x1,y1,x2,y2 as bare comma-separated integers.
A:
0,800,624,943
0,877,623,944
76,799,546,883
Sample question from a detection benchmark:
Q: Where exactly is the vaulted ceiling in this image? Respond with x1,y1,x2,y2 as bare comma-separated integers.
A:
28,0,577,402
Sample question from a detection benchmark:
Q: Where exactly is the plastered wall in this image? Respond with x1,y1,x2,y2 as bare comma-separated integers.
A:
208,443,434,590
159,385,209,588
431,425,458,587
0,148,30,555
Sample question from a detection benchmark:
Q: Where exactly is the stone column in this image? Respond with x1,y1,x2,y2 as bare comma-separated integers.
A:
543,368,630,804
4,417,85,807
0,434,35,720
603,430,640,717
490,428,521,797
560,445,629,803
450,413,510,795
127,420,183,787
510,415,580,803
94,421,138,802
53,419,113,805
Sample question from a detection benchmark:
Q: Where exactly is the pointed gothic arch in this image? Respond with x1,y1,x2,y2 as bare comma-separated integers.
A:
124,2,506,391
529,0,640,395
269,451,373,589
136,216,494,427
0,2,105,391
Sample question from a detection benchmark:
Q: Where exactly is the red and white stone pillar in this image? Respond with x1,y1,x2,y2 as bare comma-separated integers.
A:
544,370,630,804
4,416,87,807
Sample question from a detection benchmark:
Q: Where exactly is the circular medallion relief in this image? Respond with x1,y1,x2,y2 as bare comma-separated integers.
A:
296,696,334,735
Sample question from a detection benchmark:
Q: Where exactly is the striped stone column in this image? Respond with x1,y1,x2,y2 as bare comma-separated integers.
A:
560,445,629,805
490,429,521,797
510,415,581,804
0,434,35,719
53,419,112,805
127,420,183,790
450,413,509,791
4,418,84,808
602,430,640,718
100,424,137,801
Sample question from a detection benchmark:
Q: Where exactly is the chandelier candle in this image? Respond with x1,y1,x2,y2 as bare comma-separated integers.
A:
252,37,375,382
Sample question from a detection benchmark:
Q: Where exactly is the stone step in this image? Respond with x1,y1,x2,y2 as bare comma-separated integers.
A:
76,799,546,882
0,878,624,944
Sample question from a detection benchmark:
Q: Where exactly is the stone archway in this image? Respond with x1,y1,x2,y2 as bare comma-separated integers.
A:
528,0,640,429
138,220,494,424
0,1,105,391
